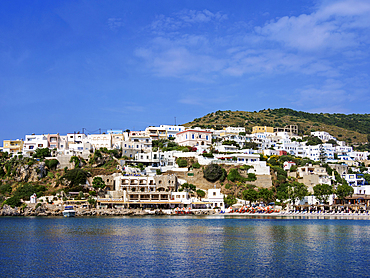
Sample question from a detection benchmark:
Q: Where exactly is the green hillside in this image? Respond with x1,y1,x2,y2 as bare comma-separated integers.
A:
184,108,370,145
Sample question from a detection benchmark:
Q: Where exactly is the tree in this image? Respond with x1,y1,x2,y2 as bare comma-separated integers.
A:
62,168,88,187
203,164,223,182
336,183,354,204
32,148,51,159
313,183,333,204
196,189,206,199
70,156,80,168
258,188,274,204
137,163,145,171
288,181,308,204
92,177,106,190
242,188,258,204
4,196,22,208
224,194,237,207
88,197,97,208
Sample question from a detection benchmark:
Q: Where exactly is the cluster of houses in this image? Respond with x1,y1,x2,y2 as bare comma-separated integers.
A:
2,124,370,210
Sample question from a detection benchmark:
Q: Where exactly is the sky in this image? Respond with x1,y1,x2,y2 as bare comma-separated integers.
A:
1,0,370,143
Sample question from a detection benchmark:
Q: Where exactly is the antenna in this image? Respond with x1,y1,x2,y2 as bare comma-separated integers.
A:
175,117,176,126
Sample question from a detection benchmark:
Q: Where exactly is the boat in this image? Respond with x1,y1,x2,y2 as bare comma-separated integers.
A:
63,206,76,217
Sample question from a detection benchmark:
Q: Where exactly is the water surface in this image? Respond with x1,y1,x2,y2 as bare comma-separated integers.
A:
0,216,369,277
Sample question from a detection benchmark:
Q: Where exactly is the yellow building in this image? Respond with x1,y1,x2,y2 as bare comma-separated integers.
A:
252,126,274,134
2,139,24,154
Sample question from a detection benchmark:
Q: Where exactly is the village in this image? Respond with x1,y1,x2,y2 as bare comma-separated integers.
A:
1,123,370,216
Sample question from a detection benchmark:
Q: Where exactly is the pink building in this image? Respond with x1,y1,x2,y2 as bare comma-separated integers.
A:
175,130,212,147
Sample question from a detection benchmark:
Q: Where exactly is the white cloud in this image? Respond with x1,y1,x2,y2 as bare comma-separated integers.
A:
150,9,227,33
108,18,123,30
139,1,370,81
255,0,370,52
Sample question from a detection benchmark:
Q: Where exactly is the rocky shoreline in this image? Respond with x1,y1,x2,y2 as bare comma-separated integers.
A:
0,204,216,217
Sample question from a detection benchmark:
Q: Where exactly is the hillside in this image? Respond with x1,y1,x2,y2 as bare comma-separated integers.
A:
184,108,370,145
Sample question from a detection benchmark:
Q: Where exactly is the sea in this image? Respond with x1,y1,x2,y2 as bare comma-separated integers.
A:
1,216,370,277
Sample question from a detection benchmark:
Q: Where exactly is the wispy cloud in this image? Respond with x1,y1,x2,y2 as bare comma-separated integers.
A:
138,1,370,81
108,18,124,30
150,9,227,33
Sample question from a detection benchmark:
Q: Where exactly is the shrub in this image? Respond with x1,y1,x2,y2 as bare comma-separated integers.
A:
92,177,106,190
196,189,206,199
44,159,59,170
138,163,145,171
176,158,188,168
192,162,201,169
246,173,257,182
203,164,223,182
5,196,22,208
47,172,54,179
62,168,88,186
89,190,97,196
32,148,51,159
0,183,12,195
227,168,246,183
156,169,162,175
220,168,227,182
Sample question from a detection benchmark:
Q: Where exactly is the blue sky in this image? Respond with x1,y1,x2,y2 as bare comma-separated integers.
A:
1,0,370,143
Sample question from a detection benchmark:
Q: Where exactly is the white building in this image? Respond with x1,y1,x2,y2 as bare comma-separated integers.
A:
342,174,366,187
203,188,225,209
175,129,212,148
224,126,245,134
87,134,112,150
311,131,337,142
159,125,185,138
23,134,49,156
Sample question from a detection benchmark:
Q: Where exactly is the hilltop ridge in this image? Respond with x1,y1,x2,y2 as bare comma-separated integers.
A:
183,108,370,145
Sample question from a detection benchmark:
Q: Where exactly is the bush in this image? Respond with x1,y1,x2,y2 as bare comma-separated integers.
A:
176,158,188,168
246,173,257,181
156,169,162,175
220,168,227,182
92,177,106,190
5,196,22,208
47,172,55,179
62,168,88,186
227,168,246,183
32,148,51,159
44,159,59,170
203,164,223,182
89,191,97,196
196,189,206,199
192,162,201,169
0,183,12,195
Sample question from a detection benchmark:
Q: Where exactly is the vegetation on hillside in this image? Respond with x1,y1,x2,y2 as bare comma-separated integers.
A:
184,108,370,145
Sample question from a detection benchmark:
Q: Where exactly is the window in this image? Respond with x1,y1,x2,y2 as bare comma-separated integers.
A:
29,146,34,149
213,192,216,196
206,136,208,140
192,134,194,139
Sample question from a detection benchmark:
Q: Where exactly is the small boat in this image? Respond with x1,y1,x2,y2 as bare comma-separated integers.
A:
63,206,76,217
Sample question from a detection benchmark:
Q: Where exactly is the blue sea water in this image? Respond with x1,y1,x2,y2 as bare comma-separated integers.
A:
0,216,370,277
